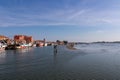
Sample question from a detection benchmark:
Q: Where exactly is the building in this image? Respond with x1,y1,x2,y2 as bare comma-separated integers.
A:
35,38,46,47
0,35,9,40
14,35,33,44
24,36,33,43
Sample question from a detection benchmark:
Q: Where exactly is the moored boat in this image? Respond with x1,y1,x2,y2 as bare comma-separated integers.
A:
5,44,28,50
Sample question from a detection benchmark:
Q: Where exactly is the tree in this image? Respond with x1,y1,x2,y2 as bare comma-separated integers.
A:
63,40,68,45
56,40,61,45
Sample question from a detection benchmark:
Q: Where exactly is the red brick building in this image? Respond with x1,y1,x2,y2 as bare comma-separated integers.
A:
14,35,33,43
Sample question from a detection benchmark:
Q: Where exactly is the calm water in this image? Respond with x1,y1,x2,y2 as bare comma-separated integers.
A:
1,44,120,80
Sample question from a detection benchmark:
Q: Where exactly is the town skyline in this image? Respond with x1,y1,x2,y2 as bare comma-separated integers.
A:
0,0,120,42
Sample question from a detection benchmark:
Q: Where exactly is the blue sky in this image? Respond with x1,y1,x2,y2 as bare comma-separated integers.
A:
0,0,120,42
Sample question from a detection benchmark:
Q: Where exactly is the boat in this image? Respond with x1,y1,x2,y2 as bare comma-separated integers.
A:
5,44,26,50
0,42,5,50
5,44,16,50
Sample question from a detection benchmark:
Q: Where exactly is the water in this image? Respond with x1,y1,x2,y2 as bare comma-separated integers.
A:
0,44,120,80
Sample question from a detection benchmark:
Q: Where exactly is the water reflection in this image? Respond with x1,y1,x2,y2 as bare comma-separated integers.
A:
53,49,57,65
16,47,34,53
0,50,6,54
0,50,6,64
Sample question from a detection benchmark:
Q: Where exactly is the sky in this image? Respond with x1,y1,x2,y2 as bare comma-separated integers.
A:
0,0,120,42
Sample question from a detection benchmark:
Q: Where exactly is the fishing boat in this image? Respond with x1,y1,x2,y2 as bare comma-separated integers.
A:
5,44,27,50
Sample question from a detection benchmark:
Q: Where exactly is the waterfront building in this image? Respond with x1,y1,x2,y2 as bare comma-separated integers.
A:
35,38,46,47
0,35,9,40
14,35,33,44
